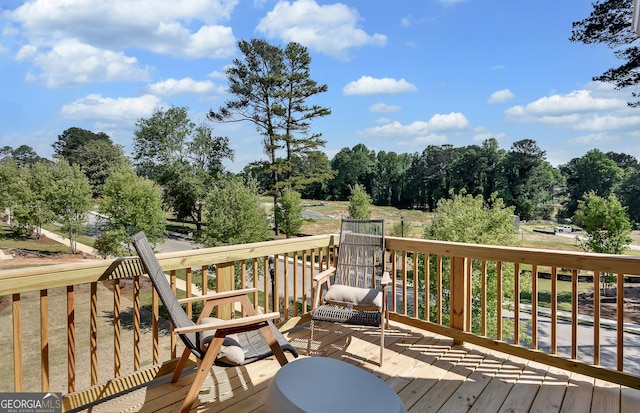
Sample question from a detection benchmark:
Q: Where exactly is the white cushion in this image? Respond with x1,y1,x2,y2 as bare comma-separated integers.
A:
323,284,383,312
199,317,246,365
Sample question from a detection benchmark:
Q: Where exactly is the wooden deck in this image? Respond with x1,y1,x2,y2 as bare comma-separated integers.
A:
74,321,640,413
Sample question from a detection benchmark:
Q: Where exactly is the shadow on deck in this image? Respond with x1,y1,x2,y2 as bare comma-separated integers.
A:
72,321,640,413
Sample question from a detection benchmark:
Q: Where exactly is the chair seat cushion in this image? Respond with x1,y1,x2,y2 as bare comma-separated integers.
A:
199,318,246,366
323,284,382,312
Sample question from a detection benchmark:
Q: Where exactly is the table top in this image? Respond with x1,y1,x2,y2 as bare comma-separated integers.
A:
265,356,407,413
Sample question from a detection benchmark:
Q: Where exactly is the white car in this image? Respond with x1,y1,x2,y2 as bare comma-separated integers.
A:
554,225,573,233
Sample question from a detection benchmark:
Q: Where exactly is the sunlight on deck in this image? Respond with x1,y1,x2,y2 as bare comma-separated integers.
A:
75,321,640,413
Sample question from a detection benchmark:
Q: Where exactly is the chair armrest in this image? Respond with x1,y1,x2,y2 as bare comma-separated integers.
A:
381,271,391,287
177,288,258,305
312,267,336,309
313,267,335,284
174,312,280,334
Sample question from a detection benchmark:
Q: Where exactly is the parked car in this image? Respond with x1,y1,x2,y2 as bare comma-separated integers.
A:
553,225,573,233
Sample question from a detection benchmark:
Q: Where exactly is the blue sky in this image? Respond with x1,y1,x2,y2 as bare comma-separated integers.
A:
1,0,639,172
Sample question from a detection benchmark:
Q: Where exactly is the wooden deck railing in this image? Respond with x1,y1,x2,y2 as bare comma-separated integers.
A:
385,236,640,390
1,233,640,411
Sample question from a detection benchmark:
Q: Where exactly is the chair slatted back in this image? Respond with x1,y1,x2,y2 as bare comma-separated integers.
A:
131,232,202,358
335,219,385,289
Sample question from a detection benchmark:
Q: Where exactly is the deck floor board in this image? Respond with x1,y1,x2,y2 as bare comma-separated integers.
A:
73,321,640,413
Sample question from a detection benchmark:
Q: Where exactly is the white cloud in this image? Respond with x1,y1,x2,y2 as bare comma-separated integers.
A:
567,132,617,145
428,112,469,131
145,78,222,96
61,94,161,121
8,0,238,61
488,88,515,104
257,0,387,58
504,86,640,133
16,39,150,88
343,76,417,95
370,103,401,113
506,89,623,119
359,112,469,138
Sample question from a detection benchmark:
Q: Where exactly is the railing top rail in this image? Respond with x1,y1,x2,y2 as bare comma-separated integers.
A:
387,236,640,275
0,233,336,296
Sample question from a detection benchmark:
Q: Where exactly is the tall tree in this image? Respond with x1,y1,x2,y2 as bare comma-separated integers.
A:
133,107,233,231
328,144,376,200
570,0,640,106
498,139,546,220
73,139,126,197
424,191,519,337
573,191,632,296
559,149,624,217
10,145,45,167
11,162,55,238
53,127,111,162
347,184,372,219
280,42,331,187
373,151,411,207
0,159,20,225
49,160,93,253
95,165,166,257
196,175,271,247
294,151,333,200
616,167,640,224
275,189,303,238
209,38,330,234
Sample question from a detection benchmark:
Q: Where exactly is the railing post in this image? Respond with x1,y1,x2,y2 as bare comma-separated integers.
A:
450,256,468,344
216,261,234,319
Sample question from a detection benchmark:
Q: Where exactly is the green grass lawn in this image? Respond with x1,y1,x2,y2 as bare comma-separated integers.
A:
0,223,72,253
520,277,595,313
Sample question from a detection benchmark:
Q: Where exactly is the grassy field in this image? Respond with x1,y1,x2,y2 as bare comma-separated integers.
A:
0,223,72,253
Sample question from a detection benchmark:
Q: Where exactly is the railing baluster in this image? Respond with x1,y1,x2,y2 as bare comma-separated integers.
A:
40,289,49,391
496,261,502,341
241,261,247,317
13,293,22,392
481,260,487,336
413,251,419,319
170,270,176,358
310,250,316,311
514,263,520,346
185,267,192,319
249,258,257,309
402,250,407,315
424,252,430,322
90,283,98,386
293,251,299,317
466,258,472,332
67,286,75,392
571,269,578,359
113,279,121,378
617,272,624,371
302,250,307,314
263,257,270,312
531,264,538,350
436,255,442,325
593,270,600,365
283,252,289,320
133,275,141,371
201,265,208,295
274,253,280,316
152,287,159,365
390,249,397,313
551,267,557,355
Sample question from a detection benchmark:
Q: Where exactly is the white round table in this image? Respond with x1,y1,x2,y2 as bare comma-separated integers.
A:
265,357,407,413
